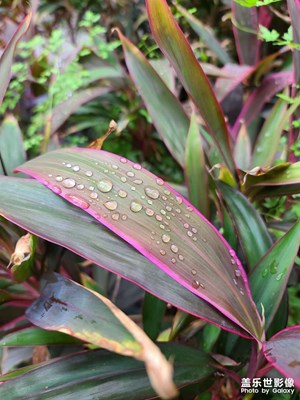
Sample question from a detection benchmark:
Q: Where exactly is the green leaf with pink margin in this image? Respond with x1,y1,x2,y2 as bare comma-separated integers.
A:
252,95,288,168
0,176,250,338
17,148,263,339
232,72,293,137
0,13,31,106
116,29,189,167
146,0,235,176
49,87,113,135
185,114,209,217
263,326,300,389
250,220,300,330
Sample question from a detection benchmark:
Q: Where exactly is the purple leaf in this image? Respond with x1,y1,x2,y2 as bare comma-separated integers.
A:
0,14,31,106
17,148,263,339
232,71,293,137
232,2,259,66
146,0,236,176
215,64,254,103
263,326,300,388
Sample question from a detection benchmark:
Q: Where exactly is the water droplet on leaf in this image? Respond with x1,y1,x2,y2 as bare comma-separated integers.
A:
85,171,93,177
56,176,63,182
104,200,118,211
192,280,200,289
145,187,160,199
171,245,178,253
145,208,154,216
62,178,76,188
98,179,113,193
162,234,171,243
118,189,128,198
72,166,80,172
156,178,164,186
130,200,142,213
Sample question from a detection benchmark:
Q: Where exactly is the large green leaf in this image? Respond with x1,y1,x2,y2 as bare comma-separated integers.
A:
26,273,177,399
0,343,216,399
117,30,189,167
250,221,300,330
0,14,31,106
0,115,26,176
263,326,300,389
146,0,235,175
17,148,263,339
218,182,272,269
0,177,248,337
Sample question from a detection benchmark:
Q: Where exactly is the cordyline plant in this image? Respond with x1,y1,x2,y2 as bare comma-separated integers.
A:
0,0,299,399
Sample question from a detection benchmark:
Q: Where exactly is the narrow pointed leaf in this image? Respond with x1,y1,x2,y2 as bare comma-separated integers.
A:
0,327,82,346
185,115,209,217
232,2,259,65
0,344,216,399
0,177,249,338
0,14,31,106
218,182,272,269
146,0,235,175
0,115,26,176
215,64,254,102
252,96,288,168
117,30,189,167
232,72,293,137
18,148,263,339
250,221,300,330
263,326,300,388
27,273,178,399
143,293,167,341
234,124,251,170
176,4,231,65
288,0,300,84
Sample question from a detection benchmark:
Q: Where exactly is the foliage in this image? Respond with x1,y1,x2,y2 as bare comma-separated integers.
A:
0,0,299,399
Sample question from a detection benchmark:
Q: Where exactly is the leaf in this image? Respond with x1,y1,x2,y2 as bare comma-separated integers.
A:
250,221,300,330
176,4,231,65
242,163,300,197
116,29,189,167
146,0,235,175
263,326,300,388
218,181,272,269
0,13,31,106
232,72,293,137
49,87,113,136
17,148,263,339
232,3,259,65
26,273,177,399
287,0,300,84
251,95,288,168
185,114,209,217
0,115,26,176
0,177,249,338
215,64,254,102
143,293,167,341
234,123,251,170
0,327,82,346
0,343,216,399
